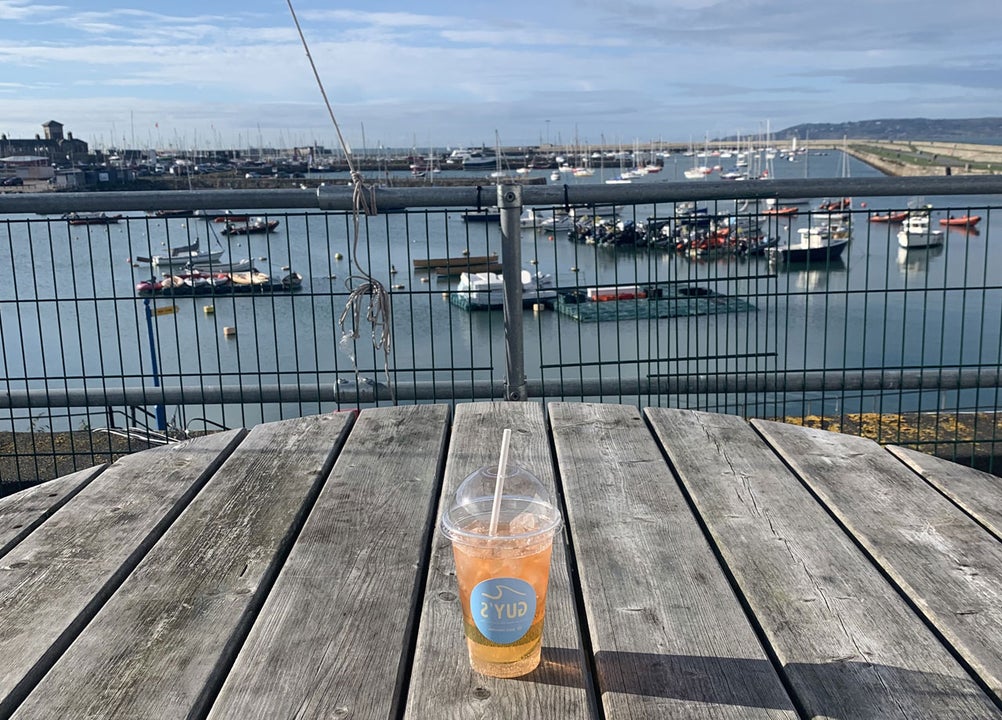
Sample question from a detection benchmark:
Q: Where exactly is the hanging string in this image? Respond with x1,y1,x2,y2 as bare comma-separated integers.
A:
287,0,393,402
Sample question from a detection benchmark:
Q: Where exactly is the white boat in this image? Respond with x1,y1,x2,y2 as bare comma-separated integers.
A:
897,208,944,249
151,247,225,269
684,166,711,179
461,152,499,169
520,208,573,232
770,224,850,263
190,257,257,273
452,269,557,309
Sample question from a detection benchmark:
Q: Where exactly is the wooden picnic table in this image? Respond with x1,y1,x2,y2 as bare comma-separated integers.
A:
1,402,1000,719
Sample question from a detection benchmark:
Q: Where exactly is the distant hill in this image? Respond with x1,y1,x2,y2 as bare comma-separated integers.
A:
768,118,1002,143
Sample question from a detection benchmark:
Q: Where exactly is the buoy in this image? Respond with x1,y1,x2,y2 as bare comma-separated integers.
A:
223,326,237,337
571,266,580,272
461,248,470,256
334,252,343,260
203,305,214,314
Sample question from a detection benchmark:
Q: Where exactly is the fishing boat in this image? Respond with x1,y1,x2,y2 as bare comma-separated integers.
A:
770,224,850,263
219,217,280,235
897,208,944,249
450,269,557,310
939,214,981,227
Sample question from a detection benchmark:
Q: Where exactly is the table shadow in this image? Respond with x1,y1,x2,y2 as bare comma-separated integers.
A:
524,647,997,717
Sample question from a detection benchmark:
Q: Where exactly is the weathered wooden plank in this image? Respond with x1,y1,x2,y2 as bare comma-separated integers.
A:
0,465,103,557
549,402,797,719
887,445,1002,540
754,419,1002,705
0,429,244,718
647,408,1001,719
10,413,352,720
208,405,449,720
405,402,591,719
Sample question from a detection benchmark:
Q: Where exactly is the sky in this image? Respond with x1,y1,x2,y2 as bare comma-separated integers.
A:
2,0,1001,152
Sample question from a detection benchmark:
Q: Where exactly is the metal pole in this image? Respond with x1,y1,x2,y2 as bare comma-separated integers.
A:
498,183,526,401
143,299,168,431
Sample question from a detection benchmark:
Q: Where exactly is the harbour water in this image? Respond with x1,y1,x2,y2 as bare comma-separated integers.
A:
1,150,1000,432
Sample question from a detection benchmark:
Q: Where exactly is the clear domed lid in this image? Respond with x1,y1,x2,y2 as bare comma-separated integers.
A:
440,463,562,542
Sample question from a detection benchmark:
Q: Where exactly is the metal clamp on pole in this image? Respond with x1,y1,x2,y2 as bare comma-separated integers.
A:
498,183,526,401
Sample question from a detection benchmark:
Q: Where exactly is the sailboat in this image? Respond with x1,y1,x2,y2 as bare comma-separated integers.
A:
605,143,632,184
488,130,517,182
684,133,712,179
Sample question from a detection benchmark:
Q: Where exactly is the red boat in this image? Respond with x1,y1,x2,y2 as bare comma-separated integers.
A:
869,211,908,223
939,215,981,227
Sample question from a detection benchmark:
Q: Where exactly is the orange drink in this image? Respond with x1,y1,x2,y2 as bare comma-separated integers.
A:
441,464,562,678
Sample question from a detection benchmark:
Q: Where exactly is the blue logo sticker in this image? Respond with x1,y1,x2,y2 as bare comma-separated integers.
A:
470,577,537,644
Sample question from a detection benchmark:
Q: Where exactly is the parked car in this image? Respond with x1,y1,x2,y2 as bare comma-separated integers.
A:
1,176,24,186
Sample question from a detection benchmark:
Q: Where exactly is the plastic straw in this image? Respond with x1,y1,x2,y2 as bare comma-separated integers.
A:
488,428,512,536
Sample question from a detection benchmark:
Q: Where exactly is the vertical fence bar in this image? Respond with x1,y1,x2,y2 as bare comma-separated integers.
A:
498,183,526,400
143,299,167,431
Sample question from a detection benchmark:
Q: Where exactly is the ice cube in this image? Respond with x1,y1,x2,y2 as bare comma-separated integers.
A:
508,511,540,535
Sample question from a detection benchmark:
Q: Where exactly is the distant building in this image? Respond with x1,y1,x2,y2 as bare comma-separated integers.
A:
0,121,89,165
0,155,54,182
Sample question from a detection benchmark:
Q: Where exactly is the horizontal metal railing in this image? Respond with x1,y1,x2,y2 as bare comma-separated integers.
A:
2,171,1002,486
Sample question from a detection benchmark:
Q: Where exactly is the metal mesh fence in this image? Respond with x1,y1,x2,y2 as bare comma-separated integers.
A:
2,174,1001,488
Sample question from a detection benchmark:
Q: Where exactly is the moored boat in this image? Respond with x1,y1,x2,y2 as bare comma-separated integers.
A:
763,206,798,217
770,224,850,263
869,211,908,223
149,247,226,269
219,217,280,235
450,269,557,310
64,212,123,225
897,208,944,249
939,214,981,227
230,270,272,286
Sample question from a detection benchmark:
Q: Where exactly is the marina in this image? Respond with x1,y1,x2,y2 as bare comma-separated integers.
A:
1,150,1001,438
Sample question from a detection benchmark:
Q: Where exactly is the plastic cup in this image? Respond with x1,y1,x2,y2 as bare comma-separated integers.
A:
441,463,562,678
